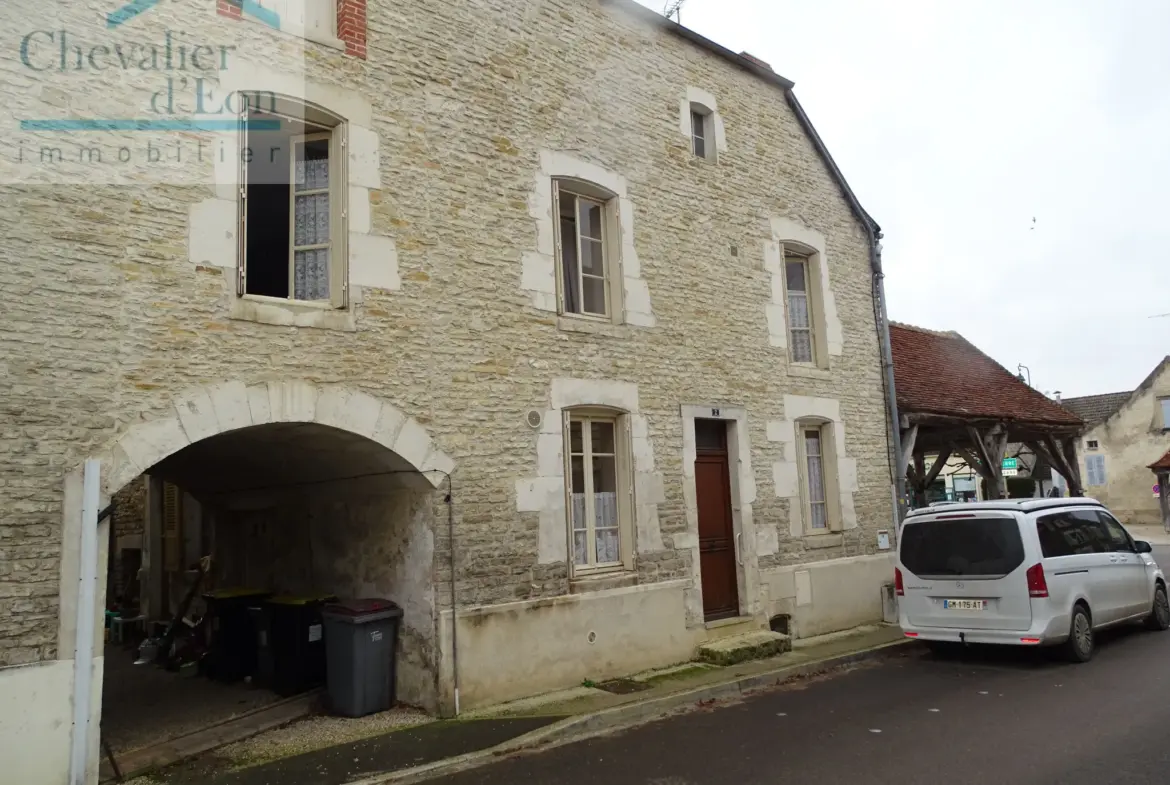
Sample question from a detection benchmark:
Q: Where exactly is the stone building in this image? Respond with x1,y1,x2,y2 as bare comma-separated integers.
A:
0,1,897,781
1063,357,1170,524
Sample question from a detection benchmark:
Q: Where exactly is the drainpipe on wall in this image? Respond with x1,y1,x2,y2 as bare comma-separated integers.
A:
447,474,460,716
70,460,102,785
871,240,907,526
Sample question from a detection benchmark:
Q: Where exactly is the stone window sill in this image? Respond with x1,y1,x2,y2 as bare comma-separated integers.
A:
557,315,631,339
803,532,844,549
230,295,356,332
570,570,638,594
788,364,833,381
237,12,347,52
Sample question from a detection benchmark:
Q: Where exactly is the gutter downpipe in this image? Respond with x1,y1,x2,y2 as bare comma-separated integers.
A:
69,459,102,785
872,241,908,526
783,91,906,528
447,473,459,716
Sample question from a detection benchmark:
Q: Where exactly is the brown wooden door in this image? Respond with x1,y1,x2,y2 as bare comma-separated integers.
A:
695,420,739,620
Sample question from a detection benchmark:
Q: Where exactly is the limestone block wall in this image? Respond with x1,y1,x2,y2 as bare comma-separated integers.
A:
1,0,893,669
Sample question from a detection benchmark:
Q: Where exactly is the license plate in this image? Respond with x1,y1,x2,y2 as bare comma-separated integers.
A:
943,599,986,610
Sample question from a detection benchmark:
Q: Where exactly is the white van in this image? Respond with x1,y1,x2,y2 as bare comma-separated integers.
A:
896,498,1168,661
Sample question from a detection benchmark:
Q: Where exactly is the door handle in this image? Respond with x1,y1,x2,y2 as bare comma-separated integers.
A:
736,532,744,566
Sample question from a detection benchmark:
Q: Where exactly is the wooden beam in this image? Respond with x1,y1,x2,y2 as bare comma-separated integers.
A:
913,451,928,508
954,445,987,479
898,424,919,480
923,448,953,488
1033,436,1081,497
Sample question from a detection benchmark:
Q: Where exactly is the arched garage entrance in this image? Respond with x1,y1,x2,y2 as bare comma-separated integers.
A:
60,380,454,776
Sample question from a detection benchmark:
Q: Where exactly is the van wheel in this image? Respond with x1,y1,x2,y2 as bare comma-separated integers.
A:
1064,605,1094,663
1145,585,1170,631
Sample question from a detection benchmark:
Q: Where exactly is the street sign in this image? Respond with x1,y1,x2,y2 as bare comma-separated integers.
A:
1156,484,1162,498
1002,457,1019,478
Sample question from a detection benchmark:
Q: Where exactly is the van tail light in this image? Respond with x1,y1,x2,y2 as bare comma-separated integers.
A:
895,567,905,596
1026,563,1048,598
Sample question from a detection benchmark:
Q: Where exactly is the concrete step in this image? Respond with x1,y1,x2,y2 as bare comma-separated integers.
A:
702,614,767,641
697,630,792,666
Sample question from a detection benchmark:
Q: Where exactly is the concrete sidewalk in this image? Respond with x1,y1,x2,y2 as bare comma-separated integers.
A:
1128,524,1170,547
127,624,906,785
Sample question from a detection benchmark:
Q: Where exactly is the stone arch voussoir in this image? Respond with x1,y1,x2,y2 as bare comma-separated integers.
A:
97,379,455,497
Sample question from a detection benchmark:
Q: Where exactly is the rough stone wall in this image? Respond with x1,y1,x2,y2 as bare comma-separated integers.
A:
213,477,438,708
109,476,147,604
1078,368,1170,525
0,0,892,665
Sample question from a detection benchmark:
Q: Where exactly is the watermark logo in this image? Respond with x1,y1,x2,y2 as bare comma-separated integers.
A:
2,1,318,184
107,0,281,30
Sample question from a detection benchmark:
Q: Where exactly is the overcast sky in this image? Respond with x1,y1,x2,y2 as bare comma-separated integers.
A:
635,0,1169,397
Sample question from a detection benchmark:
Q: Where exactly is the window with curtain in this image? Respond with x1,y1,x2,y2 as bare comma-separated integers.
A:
567,415,625,569
240,99,346,308
804,428,828,529
785,254,815,364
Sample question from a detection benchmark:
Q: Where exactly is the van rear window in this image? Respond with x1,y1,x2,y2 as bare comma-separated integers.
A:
900,517,1025,577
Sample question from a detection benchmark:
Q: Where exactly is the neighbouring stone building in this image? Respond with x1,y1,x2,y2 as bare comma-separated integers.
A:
0,2,898,781
1063,357,1170,525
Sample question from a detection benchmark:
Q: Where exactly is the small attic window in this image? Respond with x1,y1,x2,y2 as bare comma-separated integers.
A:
1086,440,1099,451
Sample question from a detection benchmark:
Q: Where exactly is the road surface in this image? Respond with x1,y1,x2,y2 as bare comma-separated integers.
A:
431,546,1170,785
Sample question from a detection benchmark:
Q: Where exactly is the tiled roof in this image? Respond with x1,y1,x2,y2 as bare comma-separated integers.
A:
890,323,1083,426
1059,392,1132,428
1151,449,1170,472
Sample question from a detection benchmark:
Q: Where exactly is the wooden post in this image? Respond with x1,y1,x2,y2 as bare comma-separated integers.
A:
1159,471,1170,533
899,424,919,484
1059,437,1084,496
965,425,1007,499
913,451,927,509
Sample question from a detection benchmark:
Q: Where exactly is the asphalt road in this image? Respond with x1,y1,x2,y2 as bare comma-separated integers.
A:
432,545,1170,785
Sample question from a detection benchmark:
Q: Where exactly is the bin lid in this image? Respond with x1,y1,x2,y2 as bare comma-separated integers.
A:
203,588,272,600
268,593,338,606
324,598,402,617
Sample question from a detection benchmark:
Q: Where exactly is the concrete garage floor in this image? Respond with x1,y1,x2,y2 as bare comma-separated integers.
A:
101,643,291,755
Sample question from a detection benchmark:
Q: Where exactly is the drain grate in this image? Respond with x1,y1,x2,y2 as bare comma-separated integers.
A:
594,678,652,695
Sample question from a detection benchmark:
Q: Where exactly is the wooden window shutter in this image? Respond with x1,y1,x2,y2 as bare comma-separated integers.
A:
551,180,565,314
329,124,348,309
163,481,181,572
237,98,249,296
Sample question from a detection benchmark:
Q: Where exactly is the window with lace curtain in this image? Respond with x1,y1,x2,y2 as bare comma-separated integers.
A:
566,410,634,574
785,253,815,364
797,420,840,533
239,97,348,308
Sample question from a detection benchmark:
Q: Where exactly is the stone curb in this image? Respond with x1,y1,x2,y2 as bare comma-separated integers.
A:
352,638,911,785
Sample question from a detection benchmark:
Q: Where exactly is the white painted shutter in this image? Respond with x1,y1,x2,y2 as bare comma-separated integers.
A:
1095,455,1106,484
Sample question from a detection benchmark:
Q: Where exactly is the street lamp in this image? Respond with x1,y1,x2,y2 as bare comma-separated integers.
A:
1017,364,1031,387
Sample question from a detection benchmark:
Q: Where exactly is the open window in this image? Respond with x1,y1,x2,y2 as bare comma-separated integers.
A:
552,180,621,321
239,96,348,308
690,106,712,160
564,408,634,575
